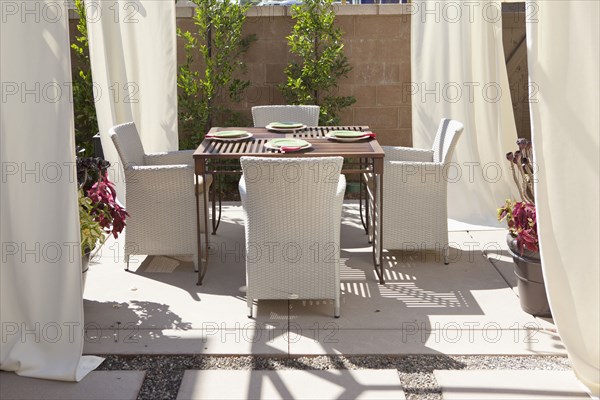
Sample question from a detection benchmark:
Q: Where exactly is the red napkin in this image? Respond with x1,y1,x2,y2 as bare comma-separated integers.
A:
361,132,377,138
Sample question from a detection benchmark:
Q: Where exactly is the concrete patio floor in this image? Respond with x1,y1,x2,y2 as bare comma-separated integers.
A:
4,203,592,400
82,203,563,357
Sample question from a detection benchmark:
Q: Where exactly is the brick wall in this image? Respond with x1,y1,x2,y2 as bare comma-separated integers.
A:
179,4,413,146
71,4,530,146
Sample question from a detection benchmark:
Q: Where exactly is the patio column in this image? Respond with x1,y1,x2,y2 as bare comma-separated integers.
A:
87,0,179,200
526,0,600,395
0,0,103,381
411,0,519,226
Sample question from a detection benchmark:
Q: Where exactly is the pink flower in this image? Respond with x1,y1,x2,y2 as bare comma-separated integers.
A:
498,138,538,255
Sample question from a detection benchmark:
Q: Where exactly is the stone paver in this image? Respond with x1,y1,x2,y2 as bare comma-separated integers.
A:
176,369,405,399
433,370,590,399
0,371,145,400
83,327,289,355
288,327,565,356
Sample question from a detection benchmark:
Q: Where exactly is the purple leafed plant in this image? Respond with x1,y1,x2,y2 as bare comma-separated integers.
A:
77,156,128,253
498,138,538,254
498,199,538,253
86,171,128,239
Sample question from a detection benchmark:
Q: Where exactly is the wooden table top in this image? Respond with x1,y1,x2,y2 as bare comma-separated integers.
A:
193,126,385,160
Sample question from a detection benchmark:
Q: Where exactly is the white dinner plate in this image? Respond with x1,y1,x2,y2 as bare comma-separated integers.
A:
325,131,371,142
264,138,312,152
266,123,307,133
206,131,253,141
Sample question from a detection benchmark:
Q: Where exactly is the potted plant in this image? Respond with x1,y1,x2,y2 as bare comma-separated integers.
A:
77,154,128,286
497,138,551,317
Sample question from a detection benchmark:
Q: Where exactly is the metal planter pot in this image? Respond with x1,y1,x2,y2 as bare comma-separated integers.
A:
507,235,552,317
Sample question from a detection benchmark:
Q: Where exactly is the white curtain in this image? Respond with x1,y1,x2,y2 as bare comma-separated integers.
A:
526,1,599,395
411,0,519,226
87,0,178,197
1,0,103,381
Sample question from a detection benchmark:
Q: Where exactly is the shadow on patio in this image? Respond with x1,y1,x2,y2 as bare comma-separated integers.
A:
83,203,564,358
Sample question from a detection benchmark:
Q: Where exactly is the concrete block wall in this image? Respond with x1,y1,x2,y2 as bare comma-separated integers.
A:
177,4,413,146
70,3,531,146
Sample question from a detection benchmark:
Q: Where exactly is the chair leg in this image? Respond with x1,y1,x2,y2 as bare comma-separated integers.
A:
334,299,340,318
247,298,253,318
193,252,199,273
125,255,129,271
443,247,449,265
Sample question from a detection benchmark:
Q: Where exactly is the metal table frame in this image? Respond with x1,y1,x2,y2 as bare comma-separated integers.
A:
193,126,384,285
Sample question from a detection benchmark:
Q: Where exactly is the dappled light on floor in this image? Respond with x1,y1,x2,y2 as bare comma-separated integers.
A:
84,204,562,357
378,283,467,308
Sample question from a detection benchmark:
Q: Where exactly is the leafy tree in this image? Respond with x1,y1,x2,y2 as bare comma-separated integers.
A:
177,0,255,147
281,0,355,125
71,0,99,156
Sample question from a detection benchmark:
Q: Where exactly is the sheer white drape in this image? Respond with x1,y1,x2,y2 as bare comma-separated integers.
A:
526,1,599,395
411,0,518,226
87,0,178,198
0,0,103,381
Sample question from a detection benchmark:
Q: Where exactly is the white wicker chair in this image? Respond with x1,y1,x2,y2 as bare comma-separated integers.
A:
380,118,464,263
109,122,212,272
251,105,320,127
239,156,346,318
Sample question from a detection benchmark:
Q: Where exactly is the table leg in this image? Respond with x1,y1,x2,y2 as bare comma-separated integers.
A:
201,169,210,284
372,173,384,284
211,173,218,234
367,173,373,245
195,164,211,285
366,172,371,242
378,172,384,284
210,173,224,235
359,159,369,235
216,178,222,231
195,172,204,285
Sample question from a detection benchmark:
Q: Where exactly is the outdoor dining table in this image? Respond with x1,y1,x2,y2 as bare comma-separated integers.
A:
193,126,385,286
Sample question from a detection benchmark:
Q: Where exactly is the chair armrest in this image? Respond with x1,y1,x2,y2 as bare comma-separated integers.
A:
385,161,445,185
336,174,347,200
239,176,247,203
144,150,194,166
383,146,434,162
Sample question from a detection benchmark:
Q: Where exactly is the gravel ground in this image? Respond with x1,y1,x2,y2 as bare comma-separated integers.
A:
95,354,571,400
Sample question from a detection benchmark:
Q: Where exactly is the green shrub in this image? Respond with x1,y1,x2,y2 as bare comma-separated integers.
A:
71,0,99,156
280,0,356,125
177,0,256,148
